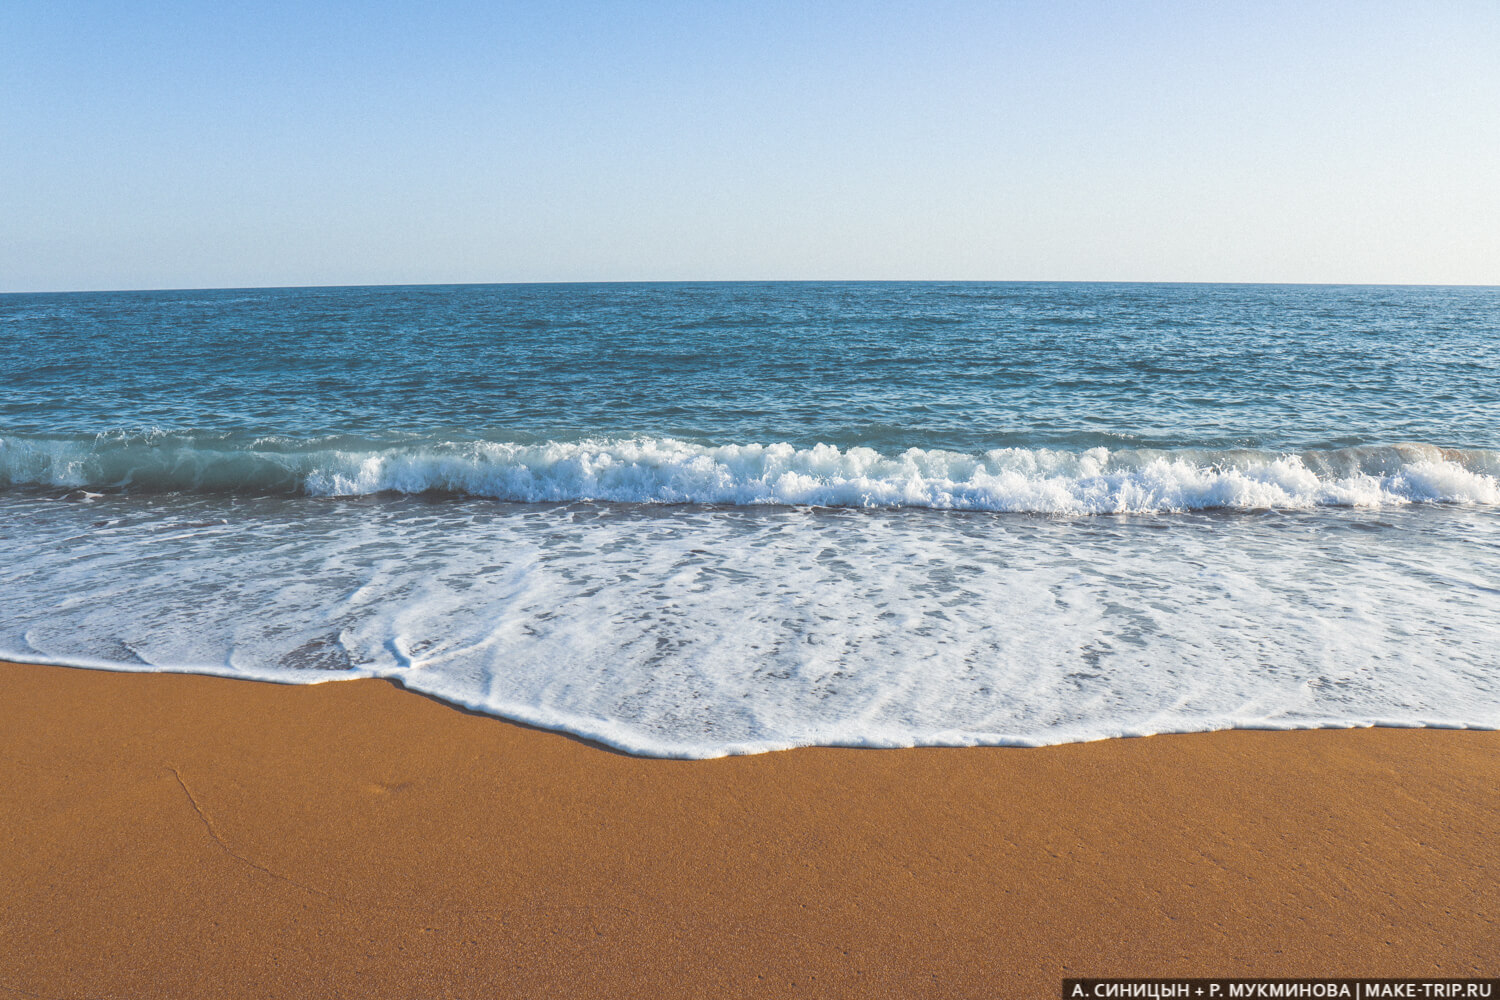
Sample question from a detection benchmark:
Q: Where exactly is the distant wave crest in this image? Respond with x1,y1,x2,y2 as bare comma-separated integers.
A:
3,432,1499,514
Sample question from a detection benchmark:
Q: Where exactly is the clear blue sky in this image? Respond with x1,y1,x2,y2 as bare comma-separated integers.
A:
3,0,1497,290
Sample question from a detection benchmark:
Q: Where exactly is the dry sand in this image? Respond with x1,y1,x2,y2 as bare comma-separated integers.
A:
1,660,1496,999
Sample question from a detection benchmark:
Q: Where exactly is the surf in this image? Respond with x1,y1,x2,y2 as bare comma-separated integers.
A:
3,431,1498,514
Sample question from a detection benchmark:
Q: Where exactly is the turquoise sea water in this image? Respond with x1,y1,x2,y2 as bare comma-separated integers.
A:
2,282,1498,755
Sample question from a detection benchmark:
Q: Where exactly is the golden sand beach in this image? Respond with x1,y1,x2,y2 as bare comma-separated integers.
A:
1,660,1495,998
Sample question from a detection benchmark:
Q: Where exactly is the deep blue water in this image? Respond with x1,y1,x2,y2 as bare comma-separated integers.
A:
5,282,1498,455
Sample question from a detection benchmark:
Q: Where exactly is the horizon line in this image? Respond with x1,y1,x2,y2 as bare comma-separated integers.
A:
6,278,1500,296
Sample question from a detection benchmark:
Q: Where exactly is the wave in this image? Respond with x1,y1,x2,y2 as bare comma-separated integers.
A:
3,431,1499,514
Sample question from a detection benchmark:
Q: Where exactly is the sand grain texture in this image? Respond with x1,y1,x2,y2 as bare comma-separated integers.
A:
1,661,1496,999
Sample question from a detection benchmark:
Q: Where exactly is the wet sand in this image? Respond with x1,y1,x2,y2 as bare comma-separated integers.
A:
1,660,1495,998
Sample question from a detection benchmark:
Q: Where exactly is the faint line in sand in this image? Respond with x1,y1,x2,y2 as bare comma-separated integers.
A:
164,764,336,901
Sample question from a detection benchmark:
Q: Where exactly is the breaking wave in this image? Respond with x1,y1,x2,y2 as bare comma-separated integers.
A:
3,432,1499,515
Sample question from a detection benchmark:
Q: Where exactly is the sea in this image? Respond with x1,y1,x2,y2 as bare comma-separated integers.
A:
2,282,1498,757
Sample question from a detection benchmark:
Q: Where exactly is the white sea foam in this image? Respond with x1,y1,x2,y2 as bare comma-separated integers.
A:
3,433,1498,514
2,492,1498,757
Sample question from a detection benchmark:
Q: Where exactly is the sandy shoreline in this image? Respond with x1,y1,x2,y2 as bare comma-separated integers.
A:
1,660,1496,998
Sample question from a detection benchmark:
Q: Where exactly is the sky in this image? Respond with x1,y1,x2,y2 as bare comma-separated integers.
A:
3,0,1498,291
